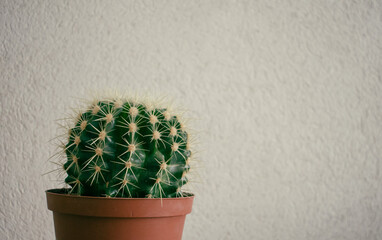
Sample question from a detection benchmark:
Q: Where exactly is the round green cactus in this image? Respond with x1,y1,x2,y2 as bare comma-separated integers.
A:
63,98,191,198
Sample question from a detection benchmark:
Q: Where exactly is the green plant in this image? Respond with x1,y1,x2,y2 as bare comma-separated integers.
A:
62,98,191,198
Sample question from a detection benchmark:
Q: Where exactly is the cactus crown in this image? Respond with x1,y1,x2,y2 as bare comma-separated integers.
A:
62,98,191,198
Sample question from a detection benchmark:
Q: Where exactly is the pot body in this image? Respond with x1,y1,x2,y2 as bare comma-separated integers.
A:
46,189,194,240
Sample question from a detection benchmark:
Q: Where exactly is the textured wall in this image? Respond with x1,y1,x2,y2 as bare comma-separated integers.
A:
1,1,382,239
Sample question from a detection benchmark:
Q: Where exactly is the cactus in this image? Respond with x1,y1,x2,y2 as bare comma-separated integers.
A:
63,98,191,198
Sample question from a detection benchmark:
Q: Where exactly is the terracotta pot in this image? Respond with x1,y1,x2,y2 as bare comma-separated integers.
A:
46,189,194,240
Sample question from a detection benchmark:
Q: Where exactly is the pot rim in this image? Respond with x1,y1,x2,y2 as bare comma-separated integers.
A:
46,188,194,218
46,188,194,200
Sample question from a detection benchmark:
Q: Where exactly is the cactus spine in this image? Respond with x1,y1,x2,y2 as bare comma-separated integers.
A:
63,98,191,198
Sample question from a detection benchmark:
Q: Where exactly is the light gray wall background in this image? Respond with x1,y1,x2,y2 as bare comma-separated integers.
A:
1,1,382,239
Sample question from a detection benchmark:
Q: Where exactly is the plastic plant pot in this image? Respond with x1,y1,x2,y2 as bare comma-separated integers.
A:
46,189,194,240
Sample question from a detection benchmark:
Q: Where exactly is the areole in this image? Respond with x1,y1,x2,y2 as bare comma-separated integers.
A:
46,189,194,240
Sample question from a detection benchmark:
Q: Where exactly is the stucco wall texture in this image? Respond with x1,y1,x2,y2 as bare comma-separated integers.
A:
1,1,382,239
